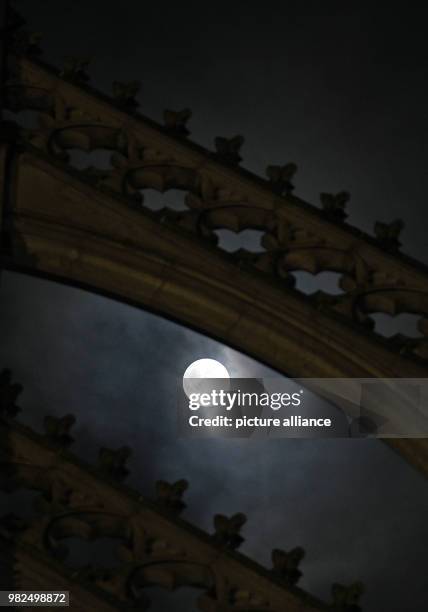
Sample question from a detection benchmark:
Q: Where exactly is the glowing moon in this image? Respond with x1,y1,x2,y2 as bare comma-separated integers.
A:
183,358,230,397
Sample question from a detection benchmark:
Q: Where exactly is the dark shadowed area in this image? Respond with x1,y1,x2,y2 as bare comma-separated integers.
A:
1,1,428,610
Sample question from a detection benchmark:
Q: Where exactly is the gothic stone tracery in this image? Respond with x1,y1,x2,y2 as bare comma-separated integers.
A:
1,48,428,476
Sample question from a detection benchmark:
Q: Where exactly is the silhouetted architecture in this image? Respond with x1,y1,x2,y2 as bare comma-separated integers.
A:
1,5,427,610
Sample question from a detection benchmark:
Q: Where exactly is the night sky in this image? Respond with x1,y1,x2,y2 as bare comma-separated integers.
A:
1,2,428,611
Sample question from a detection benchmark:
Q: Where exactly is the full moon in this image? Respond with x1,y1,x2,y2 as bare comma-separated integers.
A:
183,358,230,397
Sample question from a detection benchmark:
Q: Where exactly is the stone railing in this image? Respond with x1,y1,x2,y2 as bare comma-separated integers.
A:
2,33,428,365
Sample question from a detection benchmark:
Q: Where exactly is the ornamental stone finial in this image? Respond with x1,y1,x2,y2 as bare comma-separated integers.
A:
97,445,132,481
155,478,189,514
374,219,404,250
214,135,244,165
163,108,192,136
271,546,305,586
60,57,91,84
320,191,350,221
331,581,364,611
266,163,297,195
213,512,247,549
112,80,141,111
